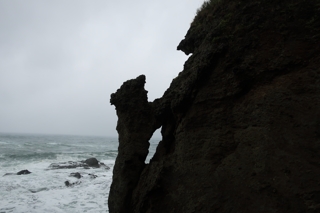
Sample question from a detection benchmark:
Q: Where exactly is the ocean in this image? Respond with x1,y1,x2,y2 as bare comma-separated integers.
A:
0,133,159,213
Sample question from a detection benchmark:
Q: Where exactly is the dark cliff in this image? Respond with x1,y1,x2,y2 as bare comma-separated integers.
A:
109,0,320,212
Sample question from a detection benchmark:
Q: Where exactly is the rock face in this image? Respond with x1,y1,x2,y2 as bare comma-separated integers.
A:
109,75,160,213
109,0,320,212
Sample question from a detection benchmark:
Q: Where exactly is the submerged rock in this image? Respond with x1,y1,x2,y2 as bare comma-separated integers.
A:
88,173,98,179
29,187,49,193
64,180,81,187
65,172,99,187
3,173,16,176
69,172,82,179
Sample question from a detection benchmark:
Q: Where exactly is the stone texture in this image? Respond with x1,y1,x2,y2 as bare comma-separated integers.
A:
109,0,320,212
109,75,160,213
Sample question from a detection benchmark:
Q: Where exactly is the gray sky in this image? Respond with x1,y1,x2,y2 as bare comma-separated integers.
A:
0,0,204,137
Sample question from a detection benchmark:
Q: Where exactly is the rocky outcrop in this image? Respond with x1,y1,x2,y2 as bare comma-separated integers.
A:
109,75,161,213
84,158,99,167
3,170,32,176
48,158,109,170
17,170,31,175
109,0,320,212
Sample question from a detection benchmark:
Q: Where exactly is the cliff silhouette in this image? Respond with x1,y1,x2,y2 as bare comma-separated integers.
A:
109,0,320,212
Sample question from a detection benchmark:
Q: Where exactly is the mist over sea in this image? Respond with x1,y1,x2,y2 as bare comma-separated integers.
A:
0,133,159,213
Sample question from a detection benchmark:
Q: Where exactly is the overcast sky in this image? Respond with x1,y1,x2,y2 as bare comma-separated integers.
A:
0,0,204,137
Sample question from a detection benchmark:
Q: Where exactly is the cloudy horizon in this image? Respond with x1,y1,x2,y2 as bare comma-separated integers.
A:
0,0,204,137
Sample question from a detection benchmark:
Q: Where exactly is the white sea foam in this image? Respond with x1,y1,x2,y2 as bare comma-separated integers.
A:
0,159,114,213
0,133,119,213
47,142,59,145
0,133,159,213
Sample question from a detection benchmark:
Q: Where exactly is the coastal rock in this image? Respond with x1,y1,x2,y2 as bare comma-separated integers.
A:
109,0,320,212
98,162,110,170
29,188,48,193
3,173,16,176
68,172,98,179
70,172,82,179
88,173,97,179
48,158,109,170
3,170,32,176
65,180,81,187
49,161,86,169
108,75,161,213
84,158,99,167
17,170,31,175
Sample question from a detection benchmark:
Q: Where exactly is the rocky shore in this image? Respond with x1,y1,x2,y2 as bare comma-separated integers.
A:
3,157,108,189
109,0,320,212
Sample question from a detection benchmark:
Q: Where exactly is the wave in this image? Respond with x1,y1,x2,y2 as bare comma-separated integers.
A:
1,150,118,162
4,152,59,161
46,142,59,145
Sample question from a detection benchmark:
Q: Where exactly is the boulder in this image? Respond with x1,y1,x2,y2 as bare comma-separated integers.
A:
17,170,31,175
84,158,99,167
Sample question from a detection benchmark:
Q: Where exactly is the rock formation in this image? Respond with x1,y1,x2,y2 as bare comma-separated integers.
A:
48,158,109,170
109,75,160,213
17,170,32,175
109,0,320,212
3,170,32,176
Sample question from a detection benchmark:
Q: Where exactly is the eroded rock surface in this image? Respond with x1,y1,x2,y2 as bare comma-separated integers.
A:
109,75,160,213
109,0,320,212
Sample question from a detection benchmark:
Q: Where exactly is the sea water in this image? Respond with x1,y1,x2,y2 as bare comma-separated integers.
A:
0,133,159,213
